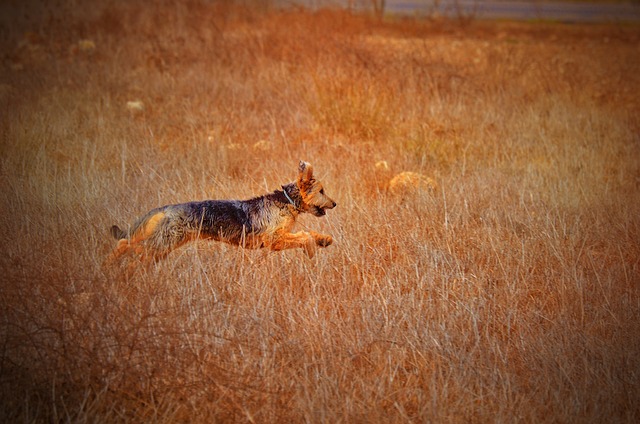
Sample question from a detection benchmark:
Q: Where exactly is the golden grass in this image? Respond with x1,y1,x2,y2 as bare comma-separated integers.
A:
1,1,639,422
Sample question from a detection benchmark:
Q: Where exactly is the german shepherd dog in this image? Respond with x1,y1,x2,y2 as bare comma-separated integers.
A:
108,161,336,263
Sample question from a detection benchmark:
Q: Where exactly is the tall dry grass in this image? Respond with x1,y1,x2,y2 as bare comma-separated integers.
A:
1,1,639,422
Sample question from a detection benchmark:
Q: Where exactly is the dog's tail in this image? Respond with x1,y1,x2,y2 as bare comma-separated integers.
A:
110,225,128,240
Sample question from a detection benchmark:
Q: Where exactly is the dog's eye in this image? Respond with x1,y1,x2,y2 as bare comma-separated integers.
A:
320,188,325,195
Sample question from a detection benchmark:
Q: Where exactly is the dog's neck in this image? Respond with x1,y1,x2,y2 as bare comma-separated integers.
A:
281,183,302,211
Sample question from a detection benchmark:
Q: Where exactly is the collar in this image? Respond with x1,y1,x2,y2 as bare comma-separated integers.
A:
282,185,301,210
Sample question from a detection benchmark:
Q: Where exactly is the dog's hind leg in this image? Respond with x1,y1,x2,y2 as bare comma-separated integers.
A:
105,238,134,265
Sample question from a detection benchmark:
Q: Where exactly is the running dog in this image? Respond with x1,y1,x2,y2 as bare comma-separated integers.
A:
108,161,336,263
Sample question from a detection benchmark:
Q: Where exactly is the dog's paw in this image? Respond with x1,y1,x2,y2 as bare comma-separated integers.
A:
317,236,332,247
312,232,333,247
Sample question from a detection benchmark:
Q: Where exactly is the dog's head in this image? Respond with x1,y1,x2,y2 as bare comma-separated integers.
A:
297,161,336,217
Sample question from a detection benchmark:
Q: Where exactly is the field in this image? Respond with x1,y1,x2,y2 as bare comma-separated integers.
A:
1,0,639,422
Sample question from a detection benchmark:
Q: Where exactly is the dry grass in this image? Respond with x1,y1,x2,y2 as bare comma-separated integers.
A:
1,1,639,422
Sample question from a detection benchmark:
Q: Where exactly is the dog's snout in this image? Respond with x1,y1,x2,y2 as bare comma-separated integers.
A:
331,201,337,208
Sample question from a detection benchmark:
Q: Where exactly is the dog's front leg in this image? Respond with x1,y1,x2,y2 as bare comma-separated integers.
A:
269,231,318,258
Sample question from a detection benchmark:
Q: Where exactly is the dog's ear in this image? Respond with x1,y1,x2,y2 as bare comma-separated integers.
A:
298,161,314,183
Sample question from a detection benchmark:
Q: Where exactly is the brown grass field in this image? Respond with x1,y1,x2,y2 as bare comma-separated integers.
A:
1,0,639,422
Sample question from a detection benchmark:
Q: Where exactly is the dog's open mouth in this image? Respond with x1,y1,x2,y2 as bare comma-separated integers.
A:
312,206,326,217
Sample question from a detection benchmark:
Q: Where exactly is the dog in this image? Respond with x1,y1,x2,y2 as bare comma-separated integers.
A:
108,161,336,263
